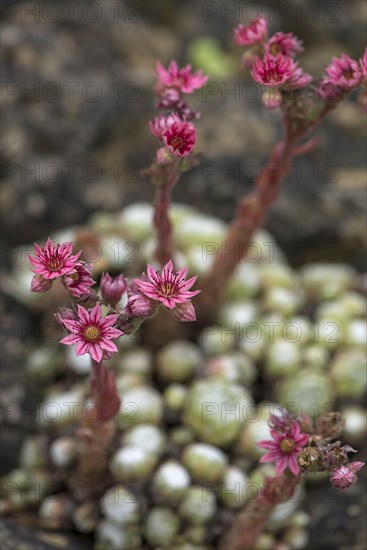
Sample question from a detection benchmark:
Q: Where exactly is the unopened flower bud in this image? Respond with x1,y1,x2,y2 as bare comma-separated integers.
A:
31,274,53,293
127,292,157,318
330,462,364,489
262,87,282,110
171,301,196,322
54,307,77,326
156,147,174,165
100,273,127,306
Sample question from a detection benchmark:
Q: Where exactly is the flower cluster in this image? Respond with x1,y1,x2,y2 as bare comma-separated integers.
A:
234,16,366,113
319,49,367,109
149,59,208,163
258,409,365,487
234,17,311,110
29,242,201,363
29,238,95,299
154,60,208,119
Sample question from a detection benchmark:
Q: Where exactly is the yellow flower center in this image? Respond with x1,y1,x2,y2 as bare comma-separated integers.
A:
170,136,184,150
47,258,63,271
159,282,175,297
69,272,80,282
83,325,101,342
270,43,282,55
280,438,296,453
343,70,354,80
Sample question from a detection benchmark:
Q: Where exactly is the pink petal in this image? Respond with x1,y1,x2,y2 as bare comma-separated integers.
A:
176,267,188,280
259,453,275,463
288,454,300,476
147,264,161,284
258,440,273,450
275,456,288,473
104,328,123,339
162,259,174,273
60,334,80,346
99,340,118,353
162,297,176,309
75,340,90,356
90,304,102,323
62,319,80,332
77,304,90,324
90,344,103,363
100,314,119,328
179,275,198,291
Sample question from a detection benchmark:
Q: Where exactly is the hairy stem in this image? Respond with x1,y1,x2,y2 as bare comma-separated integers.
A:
197,103,334,324
71,360,120,499
197,137,292,323
220,472,300,550
153,164,180,266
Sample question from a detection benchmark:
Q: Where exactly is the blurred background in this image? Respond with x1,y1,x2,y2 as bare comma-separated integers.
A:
1,0,366,268
1,0,366,548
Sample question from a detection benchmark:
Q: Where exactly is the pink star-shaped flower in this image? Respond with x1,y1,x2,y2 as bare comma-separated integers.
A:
133,260,201,310
155,60,208,94
60,304,123,363
29,238,81,280
258,421,309,476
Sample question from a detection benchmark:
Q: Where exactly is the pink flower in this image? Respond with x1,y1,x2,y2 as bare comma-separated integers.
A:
330,462,365,489
252,53,311,89
133,260,201,310
317,79,344,102
31,274,53,293
150,113,181,140
234,16,268,46
252,53,296,87
60,304,123,363
265,32,303,57
29,238,81,280
63,263,95,299
325,53,362,89
287,66,313,89
100,273,127,306
258,421,309,476
171,300,196,322
155,60,208,94
150,114,197,158
164,118,197,157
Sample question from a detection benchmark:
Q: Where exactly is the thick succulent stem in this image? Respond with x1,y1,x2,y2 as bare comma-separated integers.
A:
71,360,121,500
197,138,292,323
153,164,180,266
220,472,300,550
197,103,334,325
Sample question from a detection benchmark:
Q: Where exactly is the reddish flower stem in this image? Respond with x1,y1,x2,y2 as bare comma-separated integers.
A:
220,472,300,550
72,360,121,498
153,164,180,266
197,104,333,324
